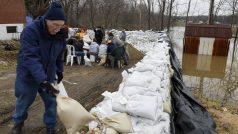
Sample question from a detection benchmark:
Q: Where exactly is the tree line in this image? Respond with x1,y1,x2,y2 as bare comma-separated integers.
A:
24,0,238,31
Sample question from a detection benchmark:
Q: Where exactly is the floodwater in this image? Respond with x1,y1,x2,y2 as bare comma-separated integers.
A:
170,27,238,106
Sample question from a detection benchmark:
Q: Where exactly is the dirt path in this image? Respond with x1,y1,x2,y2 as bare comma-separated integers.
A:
0,61,138,134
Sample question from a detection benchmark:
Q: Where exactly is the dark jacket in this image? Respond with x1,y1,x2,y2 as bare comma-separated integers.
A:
94,29,104,44
73,39,84,52
107,43,117,54
16,16,66,84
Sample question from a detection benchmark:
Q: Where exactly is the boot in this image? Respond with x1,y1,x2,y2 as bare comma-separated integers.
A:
11,122,24,134
46,128,56,134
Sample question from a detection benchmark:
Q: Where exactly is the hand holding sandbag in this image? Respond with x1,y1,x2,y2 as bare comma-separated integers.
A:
56,96,96,134
40,82,59,95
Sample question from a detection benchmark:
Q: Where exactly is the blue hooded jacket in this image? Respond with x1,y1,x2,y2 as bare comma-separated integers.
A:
16,16,66,84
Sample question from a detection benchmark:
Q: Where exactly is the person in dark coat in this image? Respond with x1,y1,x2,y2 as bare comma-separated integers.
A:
94,26,105,45
108,32,128,65
73,36,85,65
106,40,117,54
11,2,67,134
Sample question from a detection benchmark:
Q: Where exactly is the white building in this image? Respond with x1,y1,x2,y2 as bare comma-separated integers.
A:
0,0,26,40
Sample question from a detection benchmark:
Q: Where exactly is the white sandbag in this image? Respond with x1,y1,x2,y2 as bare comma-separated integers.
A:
90,99,115,118
139,123,170,134
124,71,152,87
147,77,161,91
102,113,134,133
122,86,156,97
56,96,96,134
126,101,157,120
83,35,92,43
161,79,170,88
55,82,68,97
90,55,96,62
111,92,127,113
134,63,155,72
111,101,127,113
121,71,129,82
126,95,162,120
83,42,90,50
84,56,92,66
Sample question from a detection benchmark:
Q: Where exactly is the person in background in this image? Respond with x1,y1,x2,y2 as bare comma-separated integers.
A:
94,26,105,45
106,39,118,67
75,28,86,39
108,32,128,65
74,35,85,65
11,2,67,134
89,38,99,62
98,40,108,66
119,29,126,42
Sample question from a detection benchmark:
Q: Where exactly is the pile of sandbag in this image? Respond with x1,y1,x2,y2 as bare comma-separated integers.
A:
55,82,134,134
89,31,173,134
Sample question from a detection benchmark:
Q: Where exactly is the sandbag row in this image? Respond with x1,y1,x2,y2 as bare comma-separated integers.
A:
89,31,173,134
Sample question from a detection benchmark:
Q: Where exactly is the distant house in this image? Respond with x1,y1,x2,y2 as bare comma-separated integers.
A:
183,24,232,56
0,0,26,40
182,24,232,78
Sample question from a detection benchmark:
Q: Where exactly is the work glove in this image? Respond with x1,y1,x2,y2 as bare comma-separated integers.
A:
40,82,60,95
56,72,63,84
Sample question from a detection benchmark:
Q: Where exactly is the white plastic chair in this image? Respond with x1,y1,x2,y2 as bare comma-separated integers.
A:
66,45,77,66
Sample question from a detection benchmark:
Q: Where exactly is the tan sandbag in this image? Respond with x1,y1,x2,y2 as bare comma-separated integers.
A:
102,113,134,133
87,128,118,134
105,128,118,134
56,95,96,134
163,98,172,114
86,128,103,134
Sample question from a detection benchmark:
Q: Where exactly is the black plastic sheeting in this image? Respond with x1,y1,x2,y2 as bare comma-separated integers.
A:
168,42,217,134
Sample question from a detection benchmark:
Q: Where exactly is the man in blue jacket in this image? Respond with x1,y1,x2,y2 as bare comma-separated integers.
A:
11,2,67,134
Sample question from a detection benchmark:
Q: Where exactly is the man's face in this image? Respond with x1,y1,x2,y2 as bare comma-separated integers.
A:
46,19,65,35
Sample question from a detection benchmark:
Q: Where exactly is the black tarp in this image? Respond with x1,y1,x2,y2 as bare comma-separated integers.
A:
168,41,217,134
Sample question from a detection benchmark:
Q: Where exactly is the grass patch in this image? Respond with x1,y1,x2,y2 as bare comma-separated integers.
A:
0,40,19,73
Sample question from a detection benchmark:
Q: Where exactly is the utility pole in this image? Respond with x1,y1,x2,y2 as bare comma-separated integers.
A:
208,0,215,24
185,0,192,25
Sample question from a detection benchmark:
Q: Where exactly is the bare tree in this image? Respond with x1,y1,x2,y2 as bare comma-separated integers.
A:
25,0,50,19
60,0,75,25
161,0,166,30
167,0,175,32
213,0,226,22
88,0,95,28
227,0,238,26
75,0,87,26
143,0,154,29
139,0,143,29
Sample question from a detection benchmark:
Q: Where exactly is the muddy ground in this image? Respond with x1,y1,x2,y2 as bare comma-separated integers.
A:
0,61,139,134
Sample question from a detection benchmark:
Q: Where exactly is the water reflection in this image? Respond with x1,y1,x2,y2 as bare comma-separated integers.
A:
182,54,227,78
170,27,238,106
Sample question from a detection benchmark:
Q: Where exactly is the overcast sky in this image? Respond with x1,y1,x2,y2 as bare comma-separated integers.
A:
175,0,231,16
